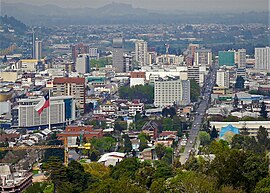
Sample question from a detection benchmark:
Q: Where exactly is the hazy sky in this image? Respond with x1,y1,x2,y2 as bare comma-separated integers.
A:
2,0,269,12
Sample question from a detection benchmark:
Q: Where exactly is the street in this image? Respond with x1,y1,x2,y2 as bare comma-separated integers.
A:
180,63,218,165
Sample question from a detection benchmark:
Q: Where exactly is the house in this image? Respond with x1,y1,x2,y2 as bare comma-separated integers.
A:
141,147,157,161
141,121,159,140
128,99,144,116
98,152,126,166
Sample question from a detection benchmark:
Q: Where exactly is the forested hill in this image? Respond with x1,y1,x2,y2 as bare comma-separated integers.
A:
0,15,28,34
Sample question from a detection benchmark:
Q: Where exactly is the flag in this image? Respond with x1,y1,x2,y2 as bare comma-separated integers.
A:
35,92,50,115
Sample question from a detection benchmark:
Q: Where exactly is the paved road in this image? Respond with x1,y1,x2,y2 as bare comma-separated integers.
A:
180,63,218,165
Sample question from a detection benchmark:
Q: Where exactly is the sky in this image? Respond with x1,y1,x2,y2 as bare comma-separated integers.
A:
2,0,269,12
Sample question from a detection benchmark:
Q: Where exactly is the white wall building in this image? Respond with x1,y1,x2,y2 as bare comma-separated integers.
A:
255,47,270,70
34,40,42,61
12,96,76,129
154,79,190,107
194,49,212,66
216,69,230,88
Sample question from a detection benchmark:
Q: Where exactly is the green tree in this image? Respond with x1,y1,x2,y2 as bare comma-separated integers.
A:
199,131,211,146
44,156,67,192
90,137,116,153
253,177,270,193
162,118,173,130
257,126,269,150
235,76,245,90
155,143,167,160
259,102,268,119
162,107,176,117
190,79,200,102
210,126,219,140
123,134,132,153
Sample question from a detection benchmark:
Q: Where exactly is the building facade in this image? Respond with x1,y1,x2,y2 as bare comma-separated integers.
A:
112,38,124,73
218,51,235,66
53,77,86,110
216,69,230,88
12,96,76,129
255,47,270,70
154,79,190,107
135,40,148,66
194,49,212,66
71,43,89,62
76,54,90,74
34,40,42,61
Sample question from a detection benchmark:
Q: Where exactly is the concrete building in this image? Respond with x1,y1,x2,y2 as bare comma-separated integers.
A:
124,53,133,72
34,40,42,61
216,69,230,88
187,65,200,83
0,164,32,193
194,49,212,66
112,37,124,73
255,47,270,70
53,77,86,110
154,78,190,107
156,54,184,65
135,40,148,66
236,49,246,69
130,71,145,87
89,48,99,60
128,99,144,116
11,96,76,129
76,54,90,74
71,43,89,62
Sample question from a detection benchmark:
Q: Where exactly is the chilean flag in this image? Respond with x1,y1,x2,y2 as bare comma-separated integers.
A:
35,93,50,115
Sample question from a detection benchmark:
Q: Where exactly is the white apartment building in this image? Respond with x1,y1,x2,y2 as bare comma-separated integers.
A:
128,100,144,116
135,40,148,66
156,54,184,65
34,40,42,61
194,49,212,66
89,48,99,60
216,69,230,88
255,47,270,70
154,79,190,107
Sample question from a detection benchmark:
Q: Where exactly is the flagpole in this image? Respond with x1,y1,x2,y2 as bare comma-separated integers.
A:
48,89,51,130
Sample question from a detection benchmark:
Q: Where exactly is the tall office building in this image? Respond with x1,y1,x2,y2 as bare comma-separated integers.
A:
71,43,89,62
154,78,190,107
194,49,212,66
135,40,148,66
187,65,200,83
34,40,42,61
53,77,86,110
218,51,235,67
32,30,35,59
112,38,124,73
236,49,246,69
76,54,90,74
255,47,270,70
216,69,230,88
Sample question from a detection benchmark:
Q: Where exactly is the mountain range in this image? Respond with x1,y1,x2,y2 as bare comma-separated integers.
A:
1,2,269,26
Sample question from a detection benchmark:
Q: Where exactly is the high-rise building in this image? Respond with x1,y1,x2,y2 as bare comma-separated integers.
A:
218,51,235,66
216,69,230,88
71,44,89,62
194,49,212,66
236,49,246,69
187,65,200,83
53,77,86,110
154,78,190,107
135,40,148,66
255,47,270,70
32,30,35,59
124,53,133,72
89,48,99,60
76,54,90,74
112,38,124,73
11,96,76,129
34,40,42,61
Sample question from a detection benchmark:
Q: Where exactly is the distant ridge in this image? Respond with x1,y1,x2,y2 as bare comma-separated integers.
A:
1,2,268,26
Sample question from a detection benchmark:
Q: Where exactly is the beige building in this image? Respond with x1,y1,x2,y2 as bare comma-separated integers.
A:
53,77,85,110
0,71,18,82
